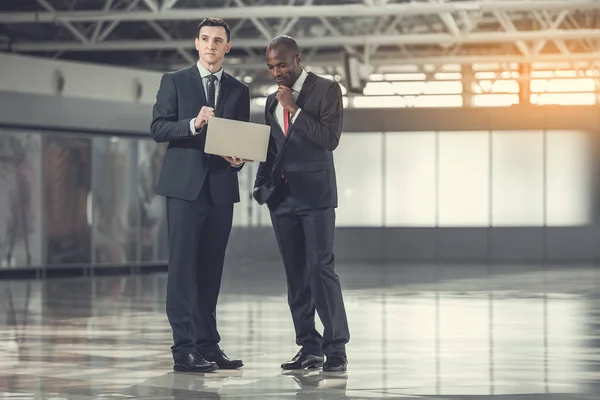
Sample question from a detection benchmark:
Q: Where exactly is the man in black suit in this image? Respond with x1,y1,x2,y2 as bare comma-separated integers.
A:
253,35,350,372
150,17,247,373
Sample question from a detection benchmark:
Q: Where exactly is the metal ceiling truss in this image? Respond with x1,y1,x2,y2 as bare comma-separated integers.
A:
2,0,600,90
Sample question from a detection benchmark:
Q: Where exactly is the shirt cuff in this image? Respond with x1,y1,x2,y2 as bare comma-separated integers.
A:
291,108,302,123
189,118,197,135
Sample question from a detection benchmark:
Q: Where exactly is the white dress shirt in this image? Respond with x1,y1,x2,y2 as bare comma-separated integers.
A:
275,69,308,133
190,61,223,135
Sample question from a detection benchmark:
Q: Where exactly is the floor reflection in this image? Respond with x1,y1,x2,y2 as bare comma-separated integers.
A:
0,262,598,399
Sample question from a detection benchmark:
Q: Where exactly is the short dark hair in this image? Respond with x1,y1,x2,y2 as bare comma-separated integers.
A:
266,35,300,55
197,18,231,42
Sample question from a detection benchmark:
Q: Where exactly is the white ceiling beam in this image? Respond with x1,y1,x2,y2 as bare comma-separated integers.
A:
2,1,598,24
459,10,475,32
276,0,313,36
532,9,570,55
370,15,403,56
142,0,159,13
147,21,195,64
196,51,600,71
232,0,272,40
161,0,178,11
494,11,530,57
566,13,597,51
433,0,461,37
534,10,571,55
90,0,114,43
36,0,89,43
13,29,600,52
278,17,299,36
438,12,461,37
318,17,359,56
96,0,141,43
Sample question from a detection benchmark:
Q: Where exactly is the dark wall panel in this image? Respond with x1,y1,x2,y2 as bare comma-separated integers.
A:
545,227,599,262
491,228,545,262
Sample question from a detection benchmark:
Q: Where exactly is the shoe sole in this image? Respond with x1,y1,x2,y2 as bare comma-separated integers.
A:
281,361,324,370
173,364,219,373
323,365,347,372
214,363,244,369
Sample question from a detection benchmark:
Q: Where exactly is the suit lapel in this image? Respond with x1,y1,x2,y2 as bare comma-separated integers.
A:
188,65,207,112
267,93,278,119
294,72,316,110
284,72,316,139
216,73,231,117
266,94,285,137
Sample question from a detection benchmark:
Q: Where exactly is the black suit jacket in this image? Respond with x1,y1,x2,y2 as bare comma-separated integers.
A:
150,65,250,203
253,72,343,211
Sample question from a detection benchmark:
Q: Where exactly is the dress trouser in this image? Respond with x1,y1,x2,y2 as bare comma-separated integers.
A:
269,182,350,356
165,175,233,362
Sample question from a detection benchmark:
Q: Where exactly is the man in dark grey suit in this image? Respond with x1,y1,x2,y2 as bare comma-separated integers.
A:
150,17,248,373
253,35,350,372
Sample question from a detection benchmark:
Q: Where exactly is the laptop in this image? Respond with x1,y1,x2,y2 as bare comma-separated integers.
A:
204,116,270,162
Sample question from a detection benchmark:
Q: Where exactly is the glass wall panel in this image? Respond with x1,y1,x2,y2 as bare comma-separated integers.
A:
491,131,544,226
91,136,140,264
546,130,593,226
385,132,436,227
335,132,383,226
240,160,271,227
43,134,92,265
137,141,168,262
438,131,490,226
1,124,597,266
233,161,253,227
0,129,43,267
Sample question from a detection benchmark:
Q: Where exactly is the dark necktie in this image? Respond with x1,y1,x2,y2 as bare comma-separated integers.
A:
206,75,217,108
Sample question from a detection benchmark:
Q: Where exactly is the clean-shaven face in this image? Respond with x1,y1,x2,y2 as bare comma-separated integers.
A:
195,26,231,66
266,47,302,88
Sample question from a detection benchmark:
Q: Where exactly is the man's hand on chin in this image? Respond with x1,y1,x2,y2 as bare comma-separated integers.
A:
276,85,299,115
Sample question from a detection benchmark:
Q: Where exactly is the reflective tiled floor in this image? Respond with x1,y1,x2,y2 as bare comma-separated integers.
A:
0,262,599,399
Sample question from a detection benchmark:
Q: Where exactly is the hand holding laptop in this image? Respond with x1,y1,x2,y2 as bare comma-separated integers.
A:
221,155,245,167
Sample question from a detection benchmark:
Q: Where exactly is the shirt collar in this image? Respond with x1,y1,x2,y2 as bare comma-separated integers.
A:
291,69,308,93
196,61,223,81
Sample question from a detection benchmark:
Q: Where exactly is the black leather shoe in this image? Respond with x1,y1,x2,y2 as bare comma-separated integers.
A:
281,351,324,370
174,352,219,373
201,347,243,369
323,352,347,372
